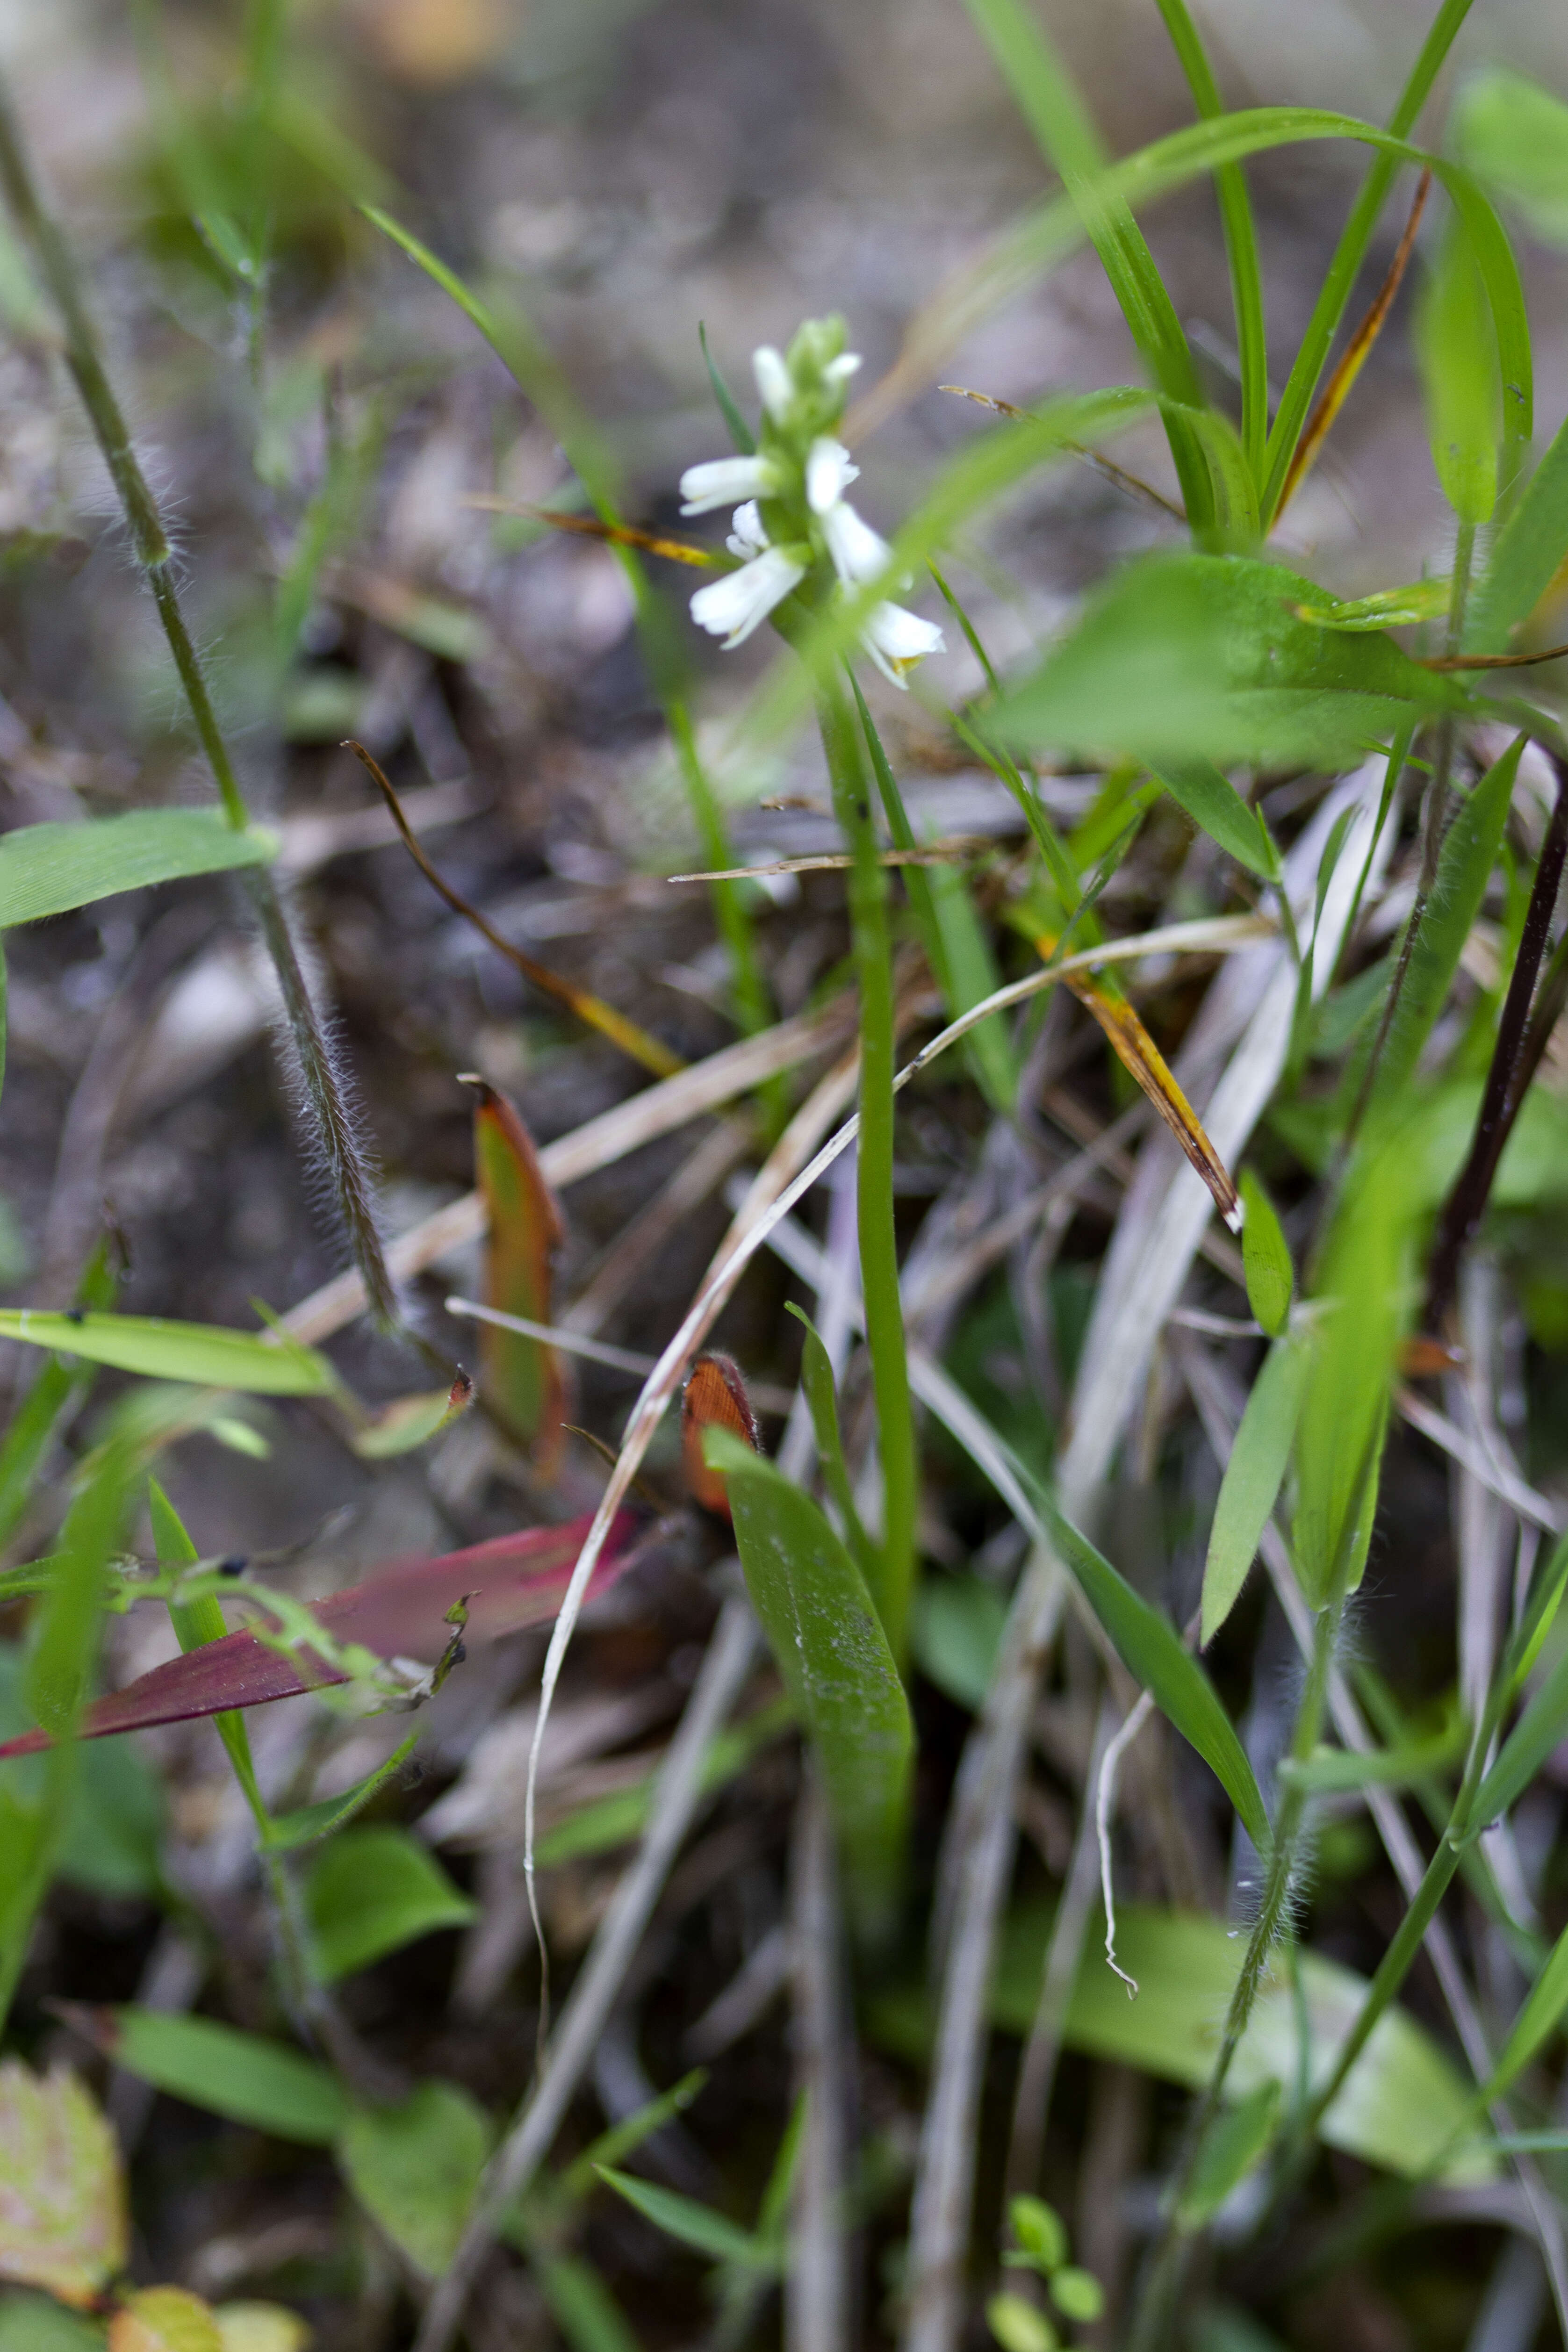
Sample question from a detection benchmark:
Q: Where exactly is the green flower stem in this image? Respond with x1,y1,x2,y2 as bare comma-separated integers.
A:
0,75,399,1330
1127,1597,1341,2352
815,667,918,1664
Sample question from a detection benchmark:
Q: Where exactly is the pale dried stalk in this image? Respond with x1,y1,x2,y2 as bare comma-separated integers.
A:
788,1770,849,2352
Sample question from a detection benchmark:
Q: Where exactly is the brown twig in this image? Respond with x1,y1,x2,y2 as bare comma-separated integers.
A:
938,384,1186,521
1425,751,1568,1331
343,740,683,1078
1421,640,1568,671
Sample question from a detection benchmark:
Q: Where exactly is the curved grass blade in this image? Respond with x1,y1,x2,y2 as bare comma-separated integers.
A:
0,1308,332,1396
699,321,756,455
1201,1338,1309,1641
783,1303,877,1588
58,2005,346,2143
1467,408,1568,655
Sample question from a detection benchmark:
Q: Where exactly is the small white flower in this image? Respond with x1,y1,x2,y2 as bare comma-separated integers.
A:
824,352,862,387
726,500,769,559
753,344,793,423
806,436,859,515
690,544,808,647
861,600,946,688
821,498,892,587
679,454,778,515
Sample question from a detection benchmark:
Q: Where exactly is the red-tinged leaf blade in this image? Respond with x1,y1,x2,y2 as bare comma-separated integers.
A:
0,1509,645,1756
469,1079,571,1468
682,1353,760,1518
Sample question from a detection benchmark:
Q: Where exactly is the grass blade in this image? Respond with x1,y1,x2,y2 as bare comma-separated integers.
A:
0,811,274,928
0,1309,332,1395
1201,1337,1309,1647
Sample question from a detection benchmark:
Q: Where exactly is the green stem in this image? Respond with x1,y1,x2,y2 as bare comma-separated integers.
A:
816,670,918,1664
1153,0,1269,485
666,694,779,1089
1260,0,1479,526
1127,1599,1341,2351
0,74,399,1329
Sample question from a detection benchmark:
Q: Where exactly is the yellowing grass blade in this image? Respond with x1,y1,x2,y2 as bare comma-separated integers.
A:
1036,932,1243,1233
1275,169,1431,523
467,1079,571,1471
462,497,721,569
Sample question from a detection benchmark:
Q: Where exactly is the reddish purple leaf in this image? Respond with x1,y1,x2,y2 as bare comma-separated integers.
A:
0,1508,646,1756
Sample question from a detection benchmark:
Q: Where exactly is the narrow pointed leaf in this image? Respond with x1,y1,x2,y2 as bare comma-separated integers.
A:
350,1373,473,1460
1201,1336,1309,1646
0,1509,645,1757
594,2165,776,2271
1031,1482,1271,1853
705,1426,913,1909
783,1305,877,1585
56,2007,346,2143
0,811,275,928
149,1477,265,1821
469,1081,569,1464
1469,1642,1568,1841
1240,1170,1294,1338
1483,1917,1568,2105
1417,220,1502,525
1176,2080,1281,2225
1468,407,1568,654
0,1309,332,1395
260,1730,420,1852
1151,759,1276,880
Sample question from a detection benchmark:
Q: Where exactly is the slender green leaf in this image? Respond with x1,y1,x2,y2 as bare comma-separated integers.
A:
0,1248,119,1549
1468,408,1568,654
995,554,1467,774
304,1827,475,1983
593,2167,776,2272
560,2071,709,2205
0,1309,333,1395
261,1732,419,1852
1417,220,1502,525
698,322,755,454
783,1303,877,1584
1483,1916,1568,2105
1029,1481,1272,1853
1468,1641,1568,1841
149,1476,266,1825
1178,2081,1281,2226
531,2251,643,2352
76,2007,346,2143
1201,1336,1309,1646
337,2080,490,2277
705,1427,913,1913
1362,733,1523,1127
1240,1171,1294,1338
1151,761,1275,880
1277,1716,1465,1795
0,811,274,929
1453,66,1568,247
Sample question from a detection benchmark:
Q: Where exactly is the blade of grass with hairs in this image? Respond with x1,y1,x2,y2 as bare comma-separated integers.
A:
0,80,400,1332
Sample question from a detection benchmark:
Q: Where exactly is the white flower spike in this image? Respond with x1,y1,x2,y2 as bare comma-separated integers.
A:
679,454,778,515
752,345,793,424
690,543,809,648
862,600,946,688
806,437,859,515
820,499,892,588
726,500,769,559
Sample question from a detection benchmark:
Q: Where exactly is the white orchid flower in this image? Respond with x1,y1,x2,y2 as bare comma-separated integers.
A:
679,454,779,515
861,599,947,687
726,500,769,559
806,436,860,514
690,538,809,647
752,344,793,424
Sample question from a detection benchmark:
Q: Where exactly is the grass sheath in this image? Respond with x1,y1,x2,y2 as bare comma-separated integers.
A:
0,75,401,1331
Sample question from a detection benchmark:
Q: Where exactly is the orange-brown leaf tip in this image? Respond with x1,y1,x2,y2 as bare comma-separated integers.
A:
1399,1334,1466,1378
682,1352,759,1518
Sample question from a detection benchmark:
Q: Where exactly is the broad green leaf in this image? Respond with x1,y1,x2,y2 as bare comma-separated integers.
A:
705,1427,913,1914
985,2294,1057,2352
1239,1171,1294,1338
303,1826,475,1982
261,1732,420,1852
1178,2080,1280,2226
1486,1918,1568,2104
1361,734,1523,1126
0,2062,126,2305
1049,2270,1105,2324
1150,761,1275,880
912,1573,1008,1712
0,812,273,929
1468,1642,1568,1841
470,1082,567,1466
337,2081,490,2277
70,2008,345,2144
1201,1336,1308,1647
995,554,1466,773
1030,1483,1272,1854
593,2166,775,2272
1453,67,1568,247
109,2287,221,2352
1467,407,1568,654
1417,220,1502,525
0,1310,332,1396
0,2295,104,2350
992,1901,1489,2182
